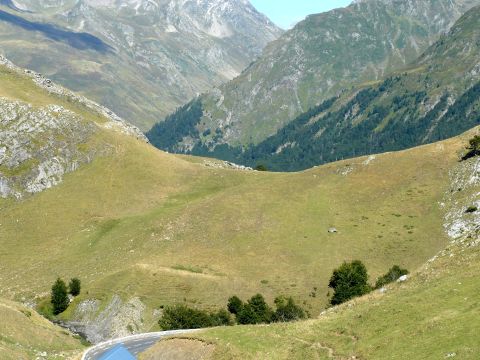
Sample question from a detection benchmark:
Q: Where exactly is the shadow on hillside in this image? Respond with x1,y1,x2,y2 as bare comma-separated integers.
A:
0,0,31,13
0,9,113,53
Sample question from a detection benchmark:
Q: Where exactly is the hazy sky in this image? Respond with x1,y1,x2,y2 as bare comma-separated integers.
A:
250,0,352,29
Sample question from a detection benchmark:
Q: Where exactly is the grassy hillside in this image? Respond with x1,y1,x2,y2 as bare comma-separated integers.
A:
0,298,83,359
176,237,480,359
0,54,477,344
1,123,472,332
143,147,480,359
0,55,145,199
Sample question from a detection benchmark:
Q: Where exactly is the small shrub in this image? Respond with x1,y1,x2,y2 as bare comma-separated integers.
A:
255,164,268,171
273,296,306,322
466,206,478,214
68,278,81,296
227,296,243,315
462,135,480,161
328,260,371,305
375,265,409,289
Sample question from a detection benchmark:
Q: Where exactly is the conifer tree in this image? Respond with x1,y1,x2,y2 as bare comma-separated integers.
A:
51,278,69,315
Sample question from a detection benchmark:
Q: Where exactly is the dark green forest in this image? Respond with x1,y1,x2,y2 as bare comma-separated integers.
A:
147,79,480,172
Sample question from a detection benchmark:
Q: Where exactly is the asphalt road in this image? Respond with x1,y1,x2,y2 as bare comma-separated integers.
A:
82,330,198,360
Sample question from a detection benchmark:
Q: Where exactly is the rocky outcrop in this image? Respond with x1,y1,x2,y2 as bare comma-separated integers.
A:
443,155,480,241
0,55,148,143
0,97,97,198
67,295,147,344
202,159,252,171
0,55,148,199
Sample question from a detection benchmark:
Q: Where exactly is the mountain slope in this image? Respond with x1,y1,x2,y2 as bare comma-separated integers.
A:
175,222,480,359
0,297,83,359
0,57,476,345
143,135,480,359
149,3,480,171
0,55,146,199
236,4,480,171
149,0,480,151
0,0,282,130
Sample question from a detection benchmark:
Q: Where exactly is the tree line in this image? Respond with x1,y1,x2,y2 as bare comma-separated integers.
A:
159,293,306,331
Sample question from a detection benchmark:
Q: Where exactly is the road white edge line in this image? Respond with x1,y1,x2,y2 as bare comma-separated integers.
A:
81,329,199,360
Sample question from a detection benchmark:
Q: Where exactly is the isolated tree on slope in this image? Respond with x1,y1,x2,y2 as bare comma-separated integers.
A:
69,278,81,297
328,260,371,305
51,278,69,315
462,135,480,160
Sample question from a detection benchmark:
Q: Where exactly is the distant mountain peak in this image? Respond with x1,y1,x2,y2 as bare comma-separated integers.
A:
147,0,480,165
0,0,282,129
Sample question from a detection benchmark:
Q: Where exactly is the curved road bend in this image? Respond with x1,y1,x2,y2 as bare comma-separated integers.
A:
82,330,199,360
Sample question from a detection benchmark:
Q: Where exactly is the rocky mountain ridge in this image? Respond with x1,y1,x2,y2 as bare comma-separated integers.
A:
149,1,480,171
150,0,480,150
233,4,480,171
0,0,282,129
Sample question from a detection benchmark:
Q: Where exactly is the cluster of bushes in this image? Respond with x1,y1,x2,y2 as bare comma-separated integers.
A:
158,261,410,330
51,277,81,315
228,294,305,325
328,261,408,306
159,294,305,330
159,305,232,330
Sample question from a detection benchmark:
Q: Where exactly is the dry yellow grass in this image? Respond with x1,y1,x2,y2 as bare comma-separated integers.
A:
186,238,480,359
0,129,468,321
0,298,83,359
139,338,215,360
0,58,476,353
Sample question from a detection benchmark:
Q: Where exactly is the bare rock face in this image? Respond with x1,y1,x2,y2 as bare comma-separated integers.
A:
0,97,97,198
69,295,147,344
0,55,148,199
444,156,480,241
